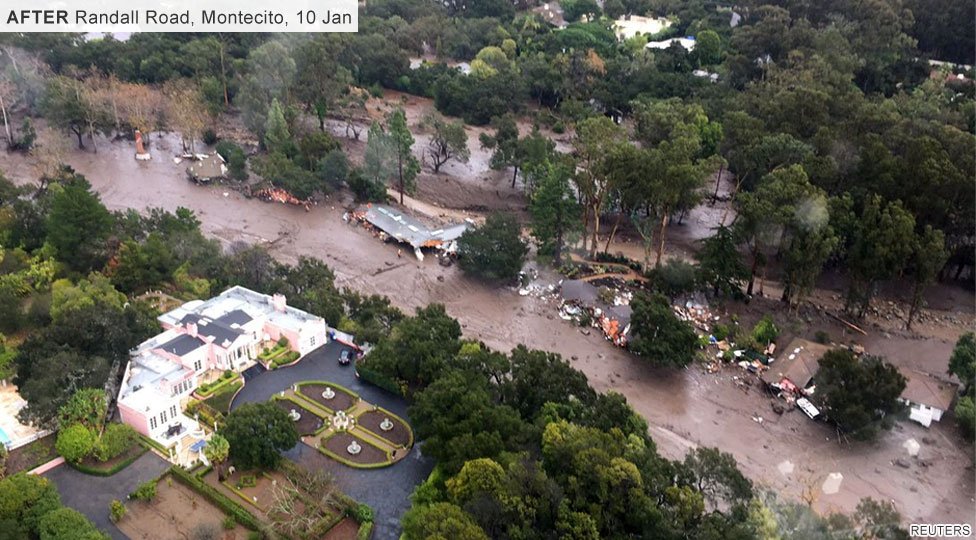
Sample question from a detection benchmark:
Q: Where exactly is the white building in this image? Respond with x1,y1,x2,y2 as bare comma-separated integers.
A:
646,36,697,52
898,367,957,428
613,15,672,41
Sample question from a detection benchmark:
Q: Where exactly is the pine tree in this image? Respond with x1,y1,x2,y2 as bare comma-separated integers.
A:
263,98,291,154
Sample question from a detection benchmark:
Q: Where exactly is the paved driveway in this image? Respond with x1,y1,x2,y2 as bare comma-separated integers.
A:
232,341,434,540
44,452,171,540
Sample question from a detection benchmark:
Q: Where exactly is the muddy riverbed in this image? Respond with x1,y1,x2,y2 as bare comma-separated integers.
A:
3,128,973,528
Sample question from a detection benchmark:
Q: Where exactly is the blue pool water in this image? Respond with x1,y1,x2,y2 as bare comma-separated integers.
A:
0,426,10,447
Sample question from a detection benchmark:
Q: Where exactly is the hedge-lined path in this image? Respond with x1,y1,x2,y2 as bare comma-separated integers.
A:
230,341,433,540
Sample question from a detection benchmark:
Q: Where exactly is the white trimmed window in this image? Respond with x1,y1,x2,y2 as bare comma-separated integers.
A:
150,417,158,430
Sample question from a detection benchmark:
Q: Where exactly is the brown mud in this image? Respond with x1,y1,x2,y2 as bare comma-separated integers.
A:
3,119,973,527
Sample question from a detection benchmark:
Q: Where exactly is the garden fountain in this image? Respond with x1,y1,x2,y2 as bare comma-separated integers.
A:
288,409,301,421
380,417,394,432
333,410,353,430
321,386,336,400
347,440,362,455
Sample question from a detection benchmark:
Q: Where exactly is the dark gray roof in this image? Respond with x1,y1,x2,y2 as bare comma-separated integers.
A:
604,305,632,326
216,309,252,327
561,280,600,305
180,313,244,347
159,334,205,356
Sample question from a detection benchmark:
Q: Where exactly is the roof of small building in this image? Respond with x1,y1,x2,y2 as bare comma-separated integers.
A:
187,154,227,180
760,337,832,389
898,367,957,412
360,205,471,249
561,279,600,305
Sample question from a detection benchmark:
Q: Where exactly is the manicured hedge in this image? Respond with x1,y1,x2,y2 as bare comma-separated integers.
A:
356,365,402,396
68,443,148,477
168,466,263,531
196,372,242,398
139,435,169,455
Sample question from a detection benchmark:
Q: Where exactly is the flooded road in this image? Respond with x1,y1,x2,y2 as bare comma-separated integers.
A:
3,131,973,528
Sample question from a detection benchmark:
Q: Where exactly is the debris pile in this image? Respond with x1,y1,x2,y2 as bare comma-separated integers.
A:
255,188,308,207
557,279,634,347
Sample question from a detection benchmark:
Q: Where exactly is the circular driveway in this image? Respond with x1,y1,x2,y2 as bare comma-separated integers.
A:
231,341,433,540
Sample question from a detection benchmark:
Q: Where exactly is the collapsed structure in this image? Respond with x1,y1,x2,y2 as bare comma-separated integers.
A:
185,153,227,183
348,204,471,260
559,279,633,347
117,286,329,465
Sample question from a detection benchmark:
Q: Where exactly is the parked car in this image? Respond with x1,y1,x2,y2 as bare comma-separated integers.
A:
339,349,351,365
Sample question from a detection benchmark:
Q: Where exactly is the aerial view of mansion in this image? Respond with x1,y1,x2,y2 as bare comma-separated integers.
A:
117,286,328,463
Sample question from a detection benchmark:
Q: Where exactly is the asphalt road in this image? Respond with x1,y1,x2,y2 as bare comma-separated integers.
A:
44,452,171,540
232,340,434,540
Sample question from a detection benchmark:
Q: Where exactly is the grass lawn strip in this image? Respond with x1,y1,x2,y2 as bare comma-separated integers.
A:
203,379,244,414
4,433,57,475
194,373,242,399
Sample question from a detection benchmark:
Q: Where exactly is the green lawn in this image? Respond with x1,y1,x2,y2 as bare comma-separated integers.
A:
203,380,243,414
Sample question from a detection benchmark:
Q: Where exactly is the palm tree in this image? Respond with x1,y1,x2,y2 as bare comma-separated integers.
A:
204,433,230,481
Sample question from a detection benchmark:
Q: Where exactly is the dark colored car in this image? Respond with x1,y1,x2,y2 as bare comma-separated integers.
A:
339,349,351,365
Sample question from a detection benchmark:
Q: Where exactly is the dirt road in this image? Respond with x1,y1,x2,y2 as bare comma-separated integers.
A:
3,131,972,528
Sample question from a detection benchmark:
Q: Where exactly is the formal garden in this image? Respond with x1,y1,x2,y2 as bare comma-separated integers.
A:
274,380,413,469
114,472,255,540
201,461,371,540
112,462,372,540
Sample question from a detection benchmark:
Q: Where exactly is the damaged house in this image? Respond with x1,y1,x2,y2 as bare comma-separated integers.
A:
560,279,633,347
350,204,471,260
760,338,833,418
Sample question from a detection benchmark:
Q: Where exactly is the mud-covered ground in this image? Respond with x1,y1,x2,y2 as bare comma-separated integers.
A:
4,115,973,528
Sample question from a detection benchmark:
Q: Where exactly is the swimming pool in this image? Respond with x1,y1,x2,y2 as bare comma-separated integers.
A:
0,426,11,447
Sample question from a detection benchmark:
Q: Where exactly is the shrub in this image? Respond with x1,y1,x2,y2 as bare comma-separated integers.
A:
814,330,831,344
712,323,732,342
109,499,126,523
131,480,157,501
247,533,263,540
237,474,257,489
223,370,233,379
277,336,290,347
192,522,221,540
56,424,96,463
215,140,248,181
223,515,237,529
202,129,218,146
350,503,374,523
751,315,779,346
94,423,138,462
